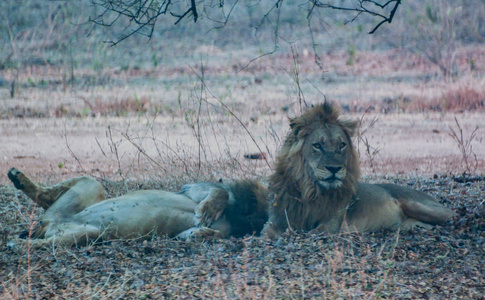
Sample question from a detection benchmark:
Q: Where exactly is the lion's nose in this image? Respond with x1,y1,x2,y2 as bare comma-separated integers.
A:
325,166,342,174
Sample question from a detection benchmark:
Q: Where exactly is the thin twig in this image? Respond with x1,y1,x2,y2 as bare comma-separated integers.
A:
188,66,273,170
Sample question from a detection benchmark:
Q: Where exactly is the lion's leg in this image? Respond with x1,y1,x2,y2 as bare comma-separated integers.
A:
42,176,106,220
8,167,56,209
194,188,229,227
399,200,456,225
10,223,102,249
311,217,344,234
8,167,105,210
45,223,102,247
176,217,231,241
8,237,54,250
260,204,293,240
176,227,224,242
376,183,456,225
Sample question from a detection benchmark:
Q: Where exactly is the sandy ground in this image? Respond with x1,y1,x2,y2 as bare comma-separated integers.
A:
1,111,484,186
1,48,484,185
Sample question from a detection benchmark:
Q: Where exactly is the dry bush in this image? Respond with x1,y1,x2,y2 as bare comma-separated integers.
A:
354,83,485,114
356,110,381,172
379,0,485,80
55,96,153,118
411,84,485,112
88,93,276,188
448,117,479,175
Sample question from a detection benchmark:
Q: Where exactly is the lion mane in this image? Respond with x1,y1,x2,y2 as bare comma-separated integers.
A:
263,102,360,236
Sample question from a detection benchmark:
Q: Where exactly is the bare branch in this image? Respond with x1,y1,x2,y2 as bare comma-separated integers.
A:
171,0,198,25
310,0,402,34
369,0,400,34
88,0,403,45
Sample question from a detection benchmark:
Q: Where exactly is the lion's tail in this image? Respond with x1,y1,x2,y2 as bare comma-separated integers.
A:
377,183,456,225
400,200,456,225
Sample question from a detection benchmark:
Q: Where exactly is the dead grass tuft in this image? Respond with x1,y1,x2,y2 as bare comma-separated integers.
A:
412,84,485,112
55,96,154,118
351,83,485,114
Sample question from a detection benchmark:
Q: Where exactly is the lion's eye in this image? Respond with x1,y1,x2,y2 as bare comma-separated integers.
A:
312,143,322,150
339,142,346,150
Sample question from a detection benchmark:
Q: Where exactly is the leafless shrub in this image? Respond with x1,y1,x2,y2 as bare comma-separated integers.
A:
56,93,153,118
448,117,479,175
354,83,485,114
418,1,459,80
357,109,381,172
289,45,309,113
2,194,47,300
384,0,485,81
2,1,88,96
82,64,275,186
64,122,87,175
187,61,273,171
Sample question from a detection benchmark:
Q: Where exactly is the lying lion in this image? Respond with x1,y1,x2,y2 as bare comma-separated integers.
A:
261,101,456,239
8,168,267,248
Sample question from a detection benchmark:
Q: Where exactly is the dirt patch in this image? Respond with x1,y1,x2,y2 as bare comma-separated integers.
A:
1,111,484,186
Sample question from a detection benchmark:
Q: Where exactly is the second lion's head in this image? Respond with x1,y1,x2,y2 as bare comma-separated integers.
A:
271,101,361,202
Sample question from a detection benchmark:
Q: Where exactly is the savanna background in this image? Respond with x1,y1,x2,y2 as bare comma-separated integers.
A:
0,0,484,298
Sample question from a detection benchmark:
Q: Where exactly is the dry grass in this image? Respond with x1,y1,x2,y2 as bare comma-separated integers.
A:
412,84,485,112
2,46,485,120
448,117,479,174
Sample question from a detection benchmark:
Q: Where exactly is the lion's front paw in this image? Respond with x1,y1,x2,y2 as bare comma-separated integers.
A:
186,227,223,242
260,222,281,241
195,200,225,227
176,227,223,242
194,189,228,227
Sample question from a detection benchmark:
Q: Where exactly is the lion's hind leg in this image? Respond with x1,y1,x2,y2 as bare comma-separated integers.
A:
399,218,434,230
45,223,102,248
10,223,102,249
8,167,57,209
8,167,106,213
8,167,87,210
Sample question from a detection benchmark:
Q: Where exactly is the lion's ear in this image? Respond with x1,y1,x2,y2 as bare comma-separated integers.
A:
290,119,311,138
289,118,302,136
339,119,359,137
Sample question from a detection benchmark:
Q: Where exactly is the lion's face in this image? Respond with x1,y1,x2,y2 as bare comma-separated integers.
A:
303,124,352,190
272,101,360,202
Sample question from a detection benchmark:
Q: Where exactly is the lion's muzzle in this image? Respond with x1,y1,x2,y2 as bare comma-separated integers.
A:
314,166,347,189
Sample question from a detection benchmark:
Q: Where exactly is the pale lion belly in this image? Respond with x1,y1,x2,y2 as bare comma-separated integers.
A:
72,190,198,238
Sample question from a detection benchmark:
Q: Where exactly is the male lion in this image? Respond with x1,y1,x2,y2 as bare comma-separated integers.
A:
7,168,267,248
261,102,455,239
